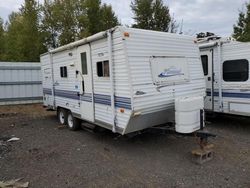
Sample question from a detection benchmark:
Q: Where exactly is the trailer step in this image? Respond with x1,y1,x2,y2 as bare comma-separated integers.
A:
81,122,97,133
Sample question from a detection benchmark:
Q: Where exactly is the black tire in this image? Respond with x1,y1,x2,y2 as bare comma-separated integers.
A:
57,108,67,125
66,112,81,131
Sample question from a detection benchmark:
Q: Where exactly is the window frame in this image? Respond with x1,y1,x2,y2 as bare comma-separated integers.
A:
96,60,110,78
81,52,88,75
60,66,68,78
201,55,208,76
223,59,249,82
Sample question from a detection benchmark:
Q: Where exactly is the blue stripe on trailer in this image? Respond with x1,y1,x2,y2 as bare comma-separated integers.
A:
55,90,80,100
43,88,52,95
206,91,250,99
43,88,132,109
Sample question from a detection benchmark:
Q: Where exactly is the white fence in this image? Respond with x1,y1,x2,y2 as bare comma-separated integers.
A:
0,62,43,105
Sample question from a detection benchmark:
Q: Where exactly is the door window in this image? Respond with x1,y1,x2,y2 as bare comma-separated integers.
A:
201,55,208,76
81,52,88,75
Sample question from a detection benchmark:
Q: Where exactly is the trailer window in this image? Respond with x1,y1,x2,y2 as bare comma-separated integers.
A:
60,66,67,78
81,52,88,75
223,59,249,82
201,55,208,76
97,61,109,77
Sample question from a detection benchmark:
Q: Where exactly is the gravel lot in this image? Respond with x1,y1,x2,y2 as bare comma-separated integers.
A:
0,104,249,188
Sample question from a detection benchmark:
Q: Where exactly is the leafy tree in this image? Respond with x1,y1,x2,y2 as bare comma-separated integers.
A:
100,3,119,31
41,0,60,48
233,3,250,41
131,0,173,32
151,0,171,31
20,0,46,61
55,0,80,45
41,0,119,47
85,0,102,36
131,0,153,29
0,17,6,60
76,0,89,38
5,12,25,61
84,0,119,36
5,0,46,62
41,0,80,47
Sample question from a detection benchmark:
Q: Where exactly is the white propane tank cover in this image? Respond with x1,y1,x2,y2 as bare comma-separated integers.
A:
175,96,204,112
175,96,204,134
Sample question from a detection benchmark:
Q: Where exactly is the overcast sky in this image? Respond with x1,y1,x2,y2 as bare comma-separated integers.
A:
0,0,247,36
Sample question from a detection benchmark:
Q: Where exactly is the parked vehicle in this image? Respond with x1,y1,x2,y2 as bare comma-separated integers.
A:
41,26,205,135
198,34,250,116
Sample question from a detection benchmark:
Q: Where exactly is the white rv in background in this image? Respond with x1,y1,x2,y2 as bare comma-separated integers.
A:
199,36,250,116
41,26,205,135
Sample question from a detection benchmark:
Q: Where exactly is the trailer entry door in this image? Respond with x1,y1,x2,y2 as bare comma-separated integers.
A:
77,45,94,122
201,50,213,111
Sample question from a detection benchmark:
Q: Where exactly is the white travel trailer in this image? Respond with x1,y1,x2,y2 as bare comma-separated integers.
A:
41,26,205,135
199,37,250,116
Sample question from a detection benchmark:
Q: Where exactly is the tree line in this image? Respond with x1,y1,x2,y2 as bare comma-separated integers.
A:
1,0,249,62
0,0,119,62
0,0,175,62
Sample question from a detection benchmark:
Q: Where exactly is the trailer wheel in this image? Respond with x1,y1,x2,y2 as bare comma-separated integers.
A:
57,108,67,125
67,112,81,131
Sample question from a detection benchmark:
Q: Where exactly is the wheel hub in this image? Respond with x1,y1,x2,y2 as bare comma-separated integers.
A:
59,111,65,124
68,114,73,128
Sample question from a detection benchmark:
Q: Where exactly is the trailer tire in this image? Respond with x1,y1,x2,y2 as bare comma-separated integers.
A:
67,112,81,131
57,108,67,125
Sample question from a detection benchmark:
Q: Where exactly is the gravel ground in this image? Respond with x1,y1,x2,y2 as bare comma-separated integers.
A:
0,104,249,188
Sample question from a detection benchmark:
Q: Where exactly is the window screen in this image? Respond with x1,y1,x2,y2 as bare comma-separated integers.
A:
223,59,249,82
81,52,88,75
60,66,67,78
97,61,110,77
201,55,208,76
